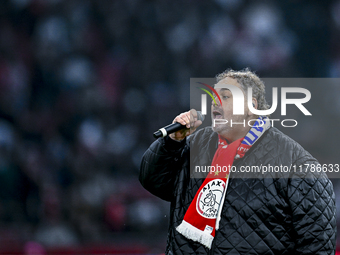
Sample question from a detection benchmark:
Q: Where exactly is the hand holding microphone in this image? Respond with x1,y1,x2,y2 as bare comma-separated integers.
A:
153,109,204,141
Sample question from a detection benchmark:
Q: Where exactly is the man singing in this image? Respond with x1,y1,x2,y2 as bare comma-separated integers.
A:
140,69,336,254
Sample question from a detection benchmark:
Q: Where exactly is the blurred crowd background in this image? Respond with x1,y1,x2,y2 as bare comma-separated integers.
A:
0,0,340,254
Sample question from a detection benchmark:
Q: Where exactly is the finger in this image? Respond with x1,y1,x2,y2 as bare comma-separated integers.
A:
173,115,187,126
182,112,191,128
189,120,202,134
193,120,202,129
189,109,198,127
190,109,198,121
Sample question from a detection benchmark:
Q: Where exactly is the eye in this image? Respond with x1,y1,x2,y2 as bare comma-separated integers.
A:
222,96,229,99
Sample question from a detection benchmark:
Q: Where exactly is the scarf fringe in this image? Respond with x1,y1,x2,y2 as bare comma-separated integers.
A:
176,220,213,249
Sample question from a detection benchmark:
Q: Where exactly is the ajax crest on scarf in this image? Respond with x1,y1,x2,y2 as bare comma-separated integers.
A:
196,179,225,220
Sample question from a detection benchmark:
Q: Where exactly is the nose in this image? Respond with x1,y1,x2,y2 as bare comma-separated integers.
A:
212,95,221,107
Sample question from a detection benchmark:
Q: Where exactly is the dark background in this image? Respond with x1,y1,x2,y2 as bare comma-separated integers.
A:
0,0,339,254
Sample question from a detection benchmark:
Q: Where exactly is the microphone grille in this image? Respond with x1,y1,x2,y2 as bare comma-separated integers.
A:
196,111,205,122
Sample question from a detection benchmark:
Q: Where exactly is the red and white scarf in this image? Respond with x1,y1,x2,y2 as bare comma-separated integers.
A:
176,116,270,248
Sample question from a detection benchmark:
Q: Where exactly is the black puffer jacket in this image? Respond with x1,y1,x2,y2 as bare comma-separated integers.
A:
140,127,337,254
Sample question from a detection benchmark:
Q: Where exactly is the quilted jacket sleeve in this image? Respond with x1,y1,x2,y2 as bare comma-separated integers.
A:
287,159,337,255
139,136,187,202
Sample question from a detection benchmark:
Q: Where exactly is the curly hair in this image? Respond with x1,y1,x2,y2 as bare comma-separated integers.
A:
216,68,270,112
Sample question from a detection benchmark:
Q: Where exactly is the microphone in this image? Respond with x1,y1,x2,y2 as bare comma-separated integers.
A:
153,111,205,139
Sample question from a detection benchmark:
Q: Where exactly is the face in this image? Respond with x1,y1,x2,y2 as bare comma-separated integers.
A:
211,77,251,139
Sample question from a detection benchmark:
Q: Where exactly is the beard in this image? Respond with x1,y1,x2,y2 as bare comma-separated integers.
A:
211,119,232,134
211,113,248,136
211,109,232,134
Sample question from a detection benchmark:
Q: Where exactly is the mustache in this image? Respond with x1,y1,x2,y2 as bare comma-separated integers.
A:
212,107,223,116
212,106,223,112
